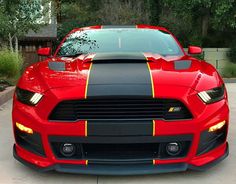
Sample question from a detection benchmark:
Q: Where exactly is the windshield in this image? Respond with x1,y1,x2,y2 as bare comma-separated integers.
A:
57,29,184,57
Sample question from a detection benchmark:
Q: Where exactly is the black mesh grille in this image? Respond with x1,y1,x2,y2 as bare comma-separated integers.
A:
49,98,192,121
50,141,192,160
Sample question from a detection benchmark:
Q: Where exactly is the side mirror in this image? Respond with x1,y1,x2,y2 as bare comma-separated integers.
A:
188,46,202,55
37,47,51,56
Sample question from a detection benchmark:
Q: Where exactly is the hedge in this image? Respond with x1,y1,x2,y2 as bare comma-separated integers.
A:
0,49,23,78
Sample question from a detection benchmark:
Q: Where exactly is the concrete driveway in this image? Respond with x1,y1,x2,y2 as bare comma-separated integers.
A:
0,84,235,184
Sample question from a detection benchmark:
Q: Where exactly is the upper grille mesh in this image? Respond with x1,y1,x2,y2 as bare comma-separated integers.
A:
49,98,192,121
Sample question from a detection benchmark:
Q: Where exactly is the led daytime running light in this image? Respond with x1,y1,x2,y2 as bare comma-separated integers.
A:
208,121,226,132
30,93,43,104
16,122,33,134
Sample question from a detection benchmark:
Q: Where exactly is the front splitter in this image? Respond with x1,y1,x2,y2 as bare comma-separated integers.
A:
13,143,229,175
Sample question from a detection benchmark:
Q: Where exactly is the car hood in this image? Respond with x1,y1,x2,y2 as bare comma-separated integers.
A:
18,53,223,94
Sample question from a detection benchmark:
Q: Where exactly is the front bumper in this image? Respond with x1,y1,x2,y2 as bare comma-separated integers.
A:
12,92,230,175
13,143,229,175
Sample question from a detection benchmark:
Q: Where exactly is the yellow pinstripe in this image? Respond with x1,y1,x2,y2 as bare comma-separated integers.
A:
85,63,93,99
146,62,155,98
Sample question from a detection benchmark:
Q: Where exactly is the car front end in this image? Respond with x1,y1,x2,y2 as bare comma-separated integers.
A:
12,25,229,175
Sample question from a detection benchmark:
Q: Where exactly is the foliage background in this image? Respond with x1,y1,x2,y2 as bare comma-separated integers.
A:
56,0,236,48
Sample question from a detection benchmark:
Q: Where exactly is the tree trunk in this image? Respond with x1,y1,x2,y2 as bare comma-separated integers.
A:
14,36,18,54
56,0,61,23
8,33,13,53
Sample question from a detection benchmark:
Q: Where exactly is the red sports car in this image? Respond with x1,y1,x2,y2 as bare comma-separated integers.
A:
12,25,229,175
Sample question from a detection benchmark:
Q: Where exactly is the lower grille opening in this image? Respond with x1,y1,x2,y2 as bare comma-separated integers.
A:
84,143,158,159
50,141,191,161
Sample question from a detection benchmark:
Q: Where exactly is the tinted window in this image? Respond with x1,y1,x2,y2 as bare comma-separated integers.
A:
57,29,183,57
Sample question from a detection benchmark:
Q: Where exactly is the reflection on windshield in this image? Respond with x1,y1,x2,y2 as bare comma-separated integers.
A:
57,29,183,57
58,31,99,56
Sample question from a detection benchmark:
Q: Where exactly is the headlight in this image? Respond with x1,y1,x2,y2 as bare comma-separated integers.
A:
198,85,225,104
15,87,43,106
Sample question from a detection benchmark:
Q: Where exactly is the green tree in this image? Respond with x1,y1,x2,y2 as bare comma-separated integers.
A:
0,3,8,46
57,0,152,42
162,0,236,37
98,0,150,25
149,0,160,25
57,0,101,42
0,0,50,52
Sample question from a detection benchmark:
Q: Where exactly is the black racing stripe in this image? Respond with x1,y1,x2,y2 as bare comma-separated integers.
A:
87,62,152,97
93,52,146,61
86,54,154,140
102,25,136,29
87,120,153,136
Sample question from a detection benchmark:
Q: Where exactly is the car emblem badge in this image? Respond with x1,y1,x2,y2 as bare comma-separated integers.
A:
168,107,182,112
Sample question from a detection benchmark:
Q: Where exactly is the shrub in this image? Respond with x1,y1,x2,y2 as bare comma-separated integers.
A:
222,62,236,78
0,49,23,78
228,40,236,64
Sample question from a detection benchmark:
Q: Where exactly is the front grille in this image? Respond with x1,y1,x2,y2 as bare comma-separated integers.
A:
49,98,192,121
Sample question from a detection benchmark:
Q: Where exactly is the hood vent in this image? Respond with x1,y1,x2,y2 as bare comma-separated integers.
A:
174,60,192,70
48,62,65,71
